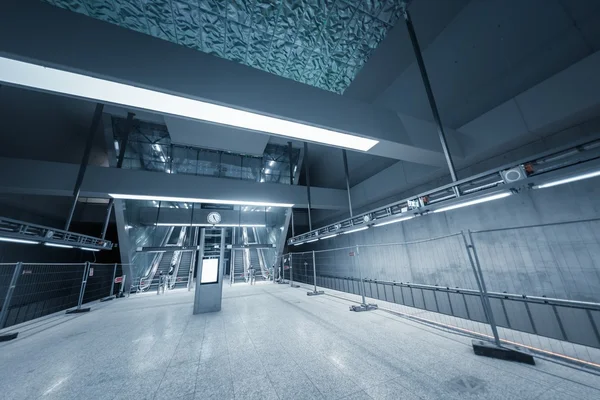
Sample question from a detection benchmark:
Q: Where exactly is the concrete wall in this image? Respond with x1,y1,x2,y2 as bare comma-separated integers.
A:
294,178,600,303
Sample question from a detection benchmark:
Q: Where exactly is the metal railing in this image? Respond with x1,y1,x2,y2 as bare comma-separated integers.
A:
288,219,600,369
0,263,124,329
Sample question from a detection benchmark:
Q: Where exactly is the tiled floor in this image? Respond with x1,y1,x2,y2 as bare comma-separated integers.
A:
1,283,600,399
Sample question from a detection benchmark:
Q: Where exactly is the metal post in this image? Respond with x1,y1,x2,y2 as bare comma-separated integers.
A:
402,6,458,185
109,263,118,296
342,150,353,218
0,262,23,330
303,142,312,231
65,103,104,231
67,262,91,313
289,253,296,287
119,274,126,297
307,250,324,296
189,227,199,291
356,246,367,305
101,112,135,239
193,228,206,314
462,231,501,346
350,246,377,312
291,210,295,237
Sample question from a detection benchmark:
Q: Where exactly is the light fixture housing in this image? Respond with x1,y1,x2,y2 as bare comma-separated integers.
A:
534,170,600,189
109,194,293,208
0,237,39,245
81,247,100,252
433,192,511,213
374,216,414,227
320,234,338,240
0,57,378,152
343,226,369,234
44,243,74,249
155,223,266,228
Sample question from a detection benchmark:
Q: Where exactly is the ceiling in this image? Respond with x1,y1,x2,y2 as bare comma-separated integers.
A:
3,0,600,199
44,0,404,93
348,0,600,128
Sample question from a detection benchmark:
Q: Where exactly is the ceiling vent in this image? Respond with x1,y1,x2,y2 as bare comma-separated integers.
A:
501,165,527,183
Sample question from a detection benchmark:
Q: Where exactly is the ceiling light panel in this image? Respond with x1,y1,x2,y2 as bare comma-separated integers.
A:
109,193,293,208
0,57,378,151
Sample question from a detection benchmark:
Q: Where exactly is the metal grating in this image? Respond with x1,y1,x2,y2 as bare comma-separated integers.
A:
43,0,402,93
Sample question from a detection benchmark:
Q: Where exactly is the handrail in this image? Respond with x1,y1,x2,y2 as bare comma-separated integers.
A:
317,274,600,311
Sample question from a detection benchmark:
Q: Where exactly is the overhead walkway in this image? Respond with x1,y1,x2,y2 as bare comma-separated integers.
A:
1,284,599,400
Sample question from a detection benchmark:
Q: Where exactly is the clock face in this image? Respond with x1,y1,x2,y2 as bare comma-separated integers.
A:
207,212,222,225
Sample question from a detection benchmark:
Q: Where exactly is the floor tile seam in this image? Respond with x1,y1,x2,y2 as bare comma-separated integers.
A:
236,298,285,400
369,375,429,400
257,301,380,394
278,289,548,395
160,318,196,399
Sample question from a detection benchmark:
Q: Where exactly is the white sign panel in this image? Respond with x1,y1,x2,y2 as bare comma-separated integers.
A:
200,258,219,284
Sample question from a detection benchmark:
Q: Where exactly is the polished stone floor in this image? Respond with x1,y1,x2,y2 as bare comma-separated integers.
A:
1,283,600,399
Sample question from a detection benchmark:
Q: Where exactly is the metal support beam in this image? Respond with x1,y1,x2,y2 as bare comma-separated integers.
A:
289,141,295,237
304,142,312,231
101,112,135,239
65,103,104,231
342,149,353,218
402,6,458,184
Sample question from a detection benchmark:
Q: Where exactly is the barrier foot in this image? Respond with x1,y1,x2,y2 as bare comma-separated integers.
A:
0,332,18,342
350,303,378,312
100,296,115,302
65,307,91,314
472,340,535,365
307,290,324,296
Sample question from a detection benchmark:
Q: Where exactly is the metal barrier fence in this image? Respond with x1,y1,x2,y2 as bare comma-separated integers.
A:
0,263,124,329
288,220,600,368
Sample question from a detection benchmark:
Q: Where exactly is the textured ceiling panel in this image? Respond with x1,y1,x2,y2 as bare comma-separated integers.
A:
43,0,403,93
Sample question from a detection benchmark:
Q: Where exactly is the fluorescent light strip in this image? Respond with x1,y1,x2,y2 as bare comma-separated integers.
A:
44,243,74,249
81,247,100,252
109,194,293,208
433,192,511,213
0,237,39,245
293,242,303,246
535,170,600,189
305,238,319,243
321,234,338,240
374,216,414,227
343,226,369,234
0,57,378,152
155,223,266,227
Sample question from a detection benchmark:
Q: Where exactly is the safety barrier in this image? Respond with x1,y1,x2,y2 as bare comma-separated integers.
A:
0,263,125,330
288,219,600,369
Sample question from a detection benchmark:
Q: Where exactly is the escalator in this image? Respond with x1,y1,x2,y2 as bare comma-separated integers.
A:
173,251,193,289
140,227,187,292
232,249,245,283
